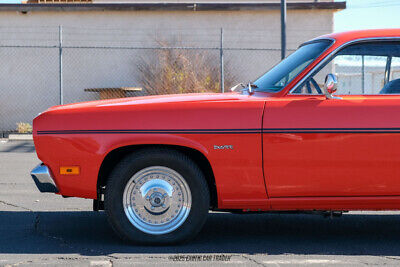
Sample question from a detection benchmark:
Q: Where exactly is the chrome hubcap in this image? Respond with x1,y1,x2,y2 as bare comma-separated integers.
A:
123,166,192,235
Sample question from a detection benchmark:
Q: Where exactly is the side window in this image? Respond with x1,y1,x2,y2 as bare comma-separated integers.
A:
391,57,400,81
292,41,400,95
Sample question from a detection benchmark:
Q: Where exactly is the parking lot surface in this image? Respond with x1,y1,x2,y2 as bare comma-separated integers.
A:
1,140,400,266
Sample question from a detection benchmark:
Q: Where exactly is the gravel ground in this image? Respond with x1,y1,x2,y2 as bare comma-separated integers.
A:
1,140,400,266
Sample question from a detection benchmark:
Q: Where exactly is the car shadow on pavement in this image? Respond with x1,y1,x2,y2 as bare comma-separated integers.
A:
0,211,399,256
0,141,35,153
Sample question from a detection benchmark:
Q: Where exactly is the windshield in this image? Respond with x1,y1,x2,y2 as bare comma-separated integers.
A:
253,39,333,92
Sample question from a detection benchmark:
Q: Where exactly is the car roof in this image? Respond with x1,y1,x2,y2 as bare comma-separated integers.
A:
313,29,400,46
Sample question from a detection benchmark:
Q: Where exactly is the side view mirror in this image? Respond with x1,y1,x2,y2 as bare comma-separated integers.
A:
323,73,341,99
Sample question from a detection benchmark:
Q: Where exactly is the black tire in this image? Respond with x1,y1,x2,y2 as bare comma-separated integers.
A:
104,148,210,245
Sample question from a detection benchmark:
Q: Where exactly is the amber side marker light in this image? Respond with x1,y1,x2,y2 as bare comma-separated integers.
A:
60,166,80,175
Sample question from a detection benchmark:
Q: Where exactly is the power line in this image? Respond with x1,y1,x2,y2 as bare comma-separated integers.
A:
352,0,400,5
350,1,400,9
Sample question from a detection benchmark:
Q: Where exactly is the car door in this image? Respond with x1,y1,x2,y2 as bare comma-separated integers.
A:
262,40,400,198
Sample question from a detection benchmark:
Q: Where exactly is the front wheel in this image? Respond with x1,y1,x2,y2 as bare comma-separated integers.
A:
104,148,210,244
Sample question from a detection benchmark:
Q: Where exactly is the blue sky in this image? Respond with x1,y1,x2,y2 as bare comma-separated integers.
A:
335,0,400,32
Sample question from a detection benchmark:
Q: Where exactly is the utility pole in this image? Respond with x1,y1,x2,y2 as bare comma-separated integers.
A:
280,0,286,60
59,25,63,105
220,28,224,93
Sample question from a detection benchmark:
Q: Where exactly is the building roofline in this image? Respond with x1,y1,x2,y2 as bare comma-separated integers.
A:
0,2,346,12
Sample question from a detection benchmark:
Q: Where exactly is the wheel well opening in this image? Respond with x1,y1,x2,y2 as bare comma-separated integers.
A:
97,144,218,209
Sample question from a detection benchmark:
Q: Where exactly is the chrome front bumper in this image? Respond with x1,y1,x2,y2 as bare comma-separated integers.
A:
30,163,59,193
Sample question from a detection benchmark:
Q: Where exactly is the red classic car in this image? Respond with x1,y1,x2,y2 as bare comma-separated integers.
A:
31,29,400,244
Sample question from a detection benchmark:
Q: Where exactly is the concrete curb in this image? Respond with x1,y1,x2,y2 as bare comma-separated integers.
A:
8,134,33,141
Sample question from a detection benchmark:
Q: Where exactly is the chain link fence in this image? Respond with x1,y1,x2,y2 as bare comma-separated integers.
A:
0,26,292,135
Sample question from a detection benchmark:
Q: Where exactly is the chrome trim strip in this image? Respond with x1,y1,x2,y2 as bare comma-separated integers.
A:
289,37,400,95
30,163,58,193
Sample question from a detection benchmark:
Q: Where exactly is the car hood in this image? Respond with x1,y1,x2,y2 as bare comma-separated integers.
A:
34,91,266,135
46,92,246,112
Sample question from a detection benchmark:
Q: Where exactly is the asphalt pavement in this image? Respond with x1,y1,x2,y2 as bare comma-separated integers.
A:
1,140,400,266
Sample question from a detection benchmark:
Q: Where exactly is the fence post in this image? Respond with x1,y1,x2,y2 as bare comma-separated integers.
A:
280,0,287,60
361,55,365,94
220,28,224,93
59,25,63,105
